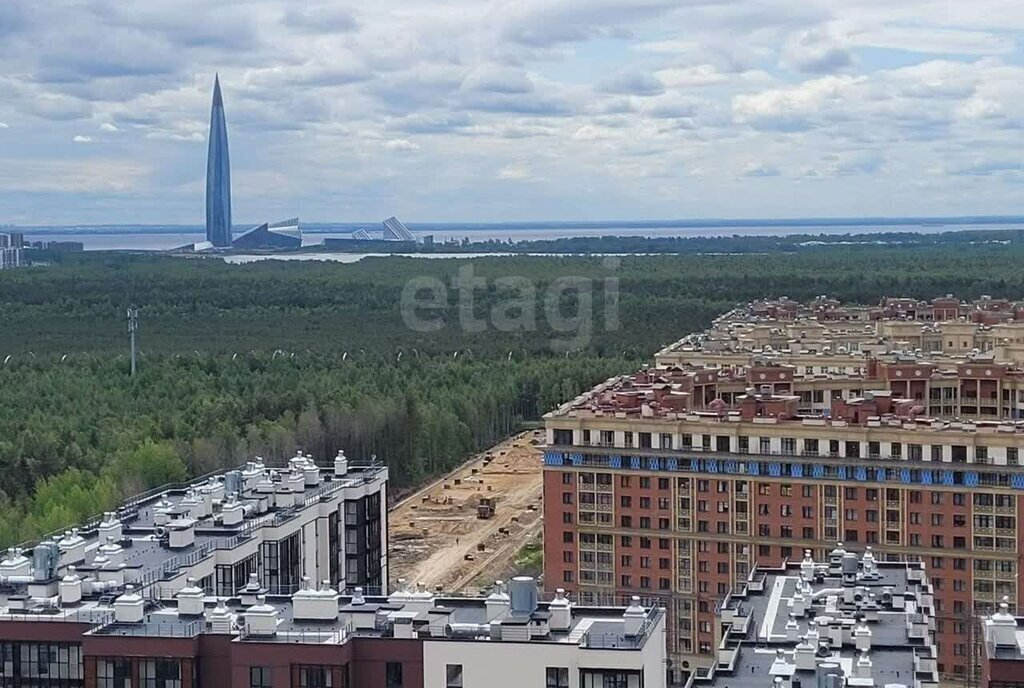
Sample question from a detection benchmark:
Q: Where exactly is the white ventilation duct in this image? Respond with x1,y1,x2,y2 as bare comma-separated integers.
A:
334,450,348,476
58,530,86,565
113,585,145,623
98,513,122,543
59,569,83,606
485,581,510,622
549,588,572,632
245,596,280,636
168,519,196,549
176,578,205,616
623,596,647,636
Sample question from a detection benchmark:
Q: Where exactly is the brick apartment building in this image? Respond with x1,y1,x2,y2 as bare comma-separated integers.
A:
544,296,1024,685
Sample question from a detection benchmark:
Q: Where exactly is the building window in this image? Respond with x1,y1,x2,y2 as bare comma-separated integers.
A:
386,663,403,688
445,664,464,688
251,667,272,688
141,659,182,688
546,667,570,688
296,665,335,688
98,658,133,688
9,643,84,685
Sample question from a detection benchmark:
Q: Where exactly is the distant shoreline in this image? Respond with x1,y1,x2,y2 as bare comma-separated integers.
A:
6,214,1024,236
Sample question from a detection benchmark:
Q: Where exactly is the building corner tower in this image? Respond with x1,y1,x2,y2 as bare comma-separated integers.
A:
205,74,232,247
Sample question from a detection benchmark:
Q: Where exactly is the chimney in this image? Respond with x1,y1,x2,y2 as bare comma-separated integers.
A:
168,518,196,549
97,538,124,568
623,596,647,636
794,637,815,671
986,599,1018,647
239,573,265,606
303,460,321,487
59,569,83,606
800,550,815,579
854,620,872,652
388,578,413,606
177,578,206,616
549,589,572,631
855,651,872,679
58,529,86,565
207,599,234,634
113,585,145,624
221,497,244,526
785,613,800,641
485,581,511,622
98,512,123,543
407,581,436,614
293,578,340,621
245,596,280,636
351,587,366,606
334,450,349,476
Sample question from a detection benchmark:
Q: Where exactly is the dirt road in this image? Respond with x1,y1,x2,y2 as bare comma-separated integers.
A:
389,430,544,593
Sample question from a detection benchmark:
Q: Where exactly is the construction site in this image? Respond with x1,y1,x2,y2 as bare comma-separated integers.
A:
389,430,544,593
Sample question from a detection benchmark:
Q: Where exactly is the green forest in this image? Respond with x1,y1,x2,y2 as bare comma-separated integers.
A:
2,244,1023,546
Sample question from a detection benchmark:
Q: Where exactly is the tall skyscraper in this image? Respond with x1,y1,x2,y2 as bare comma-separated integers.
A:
205,75,232,247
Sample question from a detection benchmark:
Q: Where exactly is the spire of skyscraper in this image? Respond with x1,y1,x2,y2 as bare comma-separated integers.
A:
205,74,232,247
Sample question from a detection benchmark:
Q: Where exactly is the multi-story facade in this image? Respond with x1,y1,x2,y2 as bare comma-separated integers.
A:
687,547,939,688
2,451,387,607
0,574,665,688
544,296,1024,685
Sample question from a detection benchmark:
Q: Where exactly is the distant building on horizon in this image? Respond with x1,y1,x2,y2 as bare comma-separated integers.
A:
205,75,232,248
231,217,303,249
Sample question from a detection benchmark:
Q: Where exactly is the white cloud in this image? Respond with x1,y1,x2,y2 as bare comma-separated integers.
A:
0,159,150,192
4,0,1024,221
382,138,421,152
0,122,8,129
497,162,533,180
72,135,93,143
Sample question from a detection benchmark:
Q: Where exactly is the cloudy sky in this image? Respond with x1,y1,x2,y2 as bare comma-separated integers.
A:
3,0,1024,225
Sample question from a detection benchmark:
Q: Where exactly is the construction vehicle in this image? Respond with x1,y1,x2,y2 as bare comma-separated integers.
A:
477,496,495,519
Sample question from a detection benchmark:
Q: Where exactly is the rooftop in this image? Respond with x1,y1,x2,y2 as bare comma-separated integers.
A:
0,575,663,651
0,451,387,603
687,546,939,688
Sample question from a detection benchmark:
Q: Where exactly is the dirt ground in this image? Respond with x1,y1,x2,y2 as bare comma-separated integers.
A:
389,430,544,594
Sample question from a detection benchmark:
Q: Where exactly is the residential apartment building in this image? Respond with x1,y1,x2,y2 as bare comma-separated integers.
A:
0,573,665,688
687,547,939,688
544,296,1024,685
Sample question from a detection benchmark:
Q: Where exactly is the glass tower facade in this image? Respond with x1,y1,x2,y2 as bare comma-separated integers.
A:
205,75,232,247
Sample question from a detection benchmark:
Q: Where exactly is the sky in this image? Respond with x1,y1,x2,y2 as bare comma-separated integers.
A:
3,0,1024,225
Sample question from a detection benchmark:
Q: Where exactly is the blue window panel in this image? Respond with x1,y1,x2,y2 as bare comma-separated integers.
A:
707,459,718,474
724,461,738,474
749,462,760,476
875,468,886,482
1011,474,1024,490
921,470,932,485
899,468,911,484
768,462,782,477
791,464,804,478
689,458,701,472
648,457,661,471
630,456,641,470
854,467,867,481
964,472,979,488
543,451,562,466
941,470,955,486
666,458,678,471
570,453,583,466
812,464,825,478
609,455,622,469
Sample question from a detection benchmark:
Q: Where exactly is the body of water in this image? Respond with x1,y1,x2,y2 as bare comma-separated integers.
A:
10,219,1024,253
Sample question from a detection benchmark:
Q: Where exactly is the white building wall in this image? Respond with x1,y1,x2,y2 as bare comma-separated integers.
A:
422,615,666,688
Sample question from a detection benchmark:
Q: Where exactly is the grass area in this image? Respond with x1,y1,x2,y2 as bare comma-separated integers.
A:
513,539,544,577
